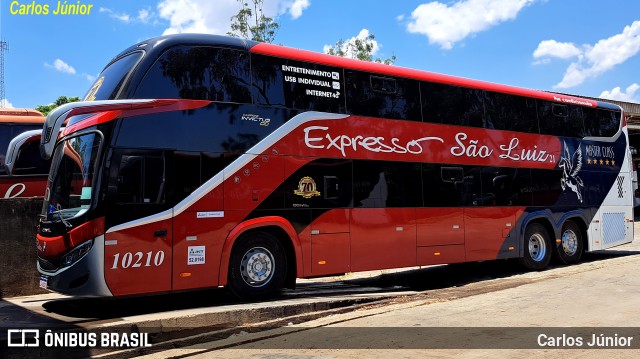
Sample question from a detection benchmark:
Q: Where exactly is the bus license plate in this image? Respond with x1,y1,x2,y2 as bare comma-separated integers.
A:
39,277,48,289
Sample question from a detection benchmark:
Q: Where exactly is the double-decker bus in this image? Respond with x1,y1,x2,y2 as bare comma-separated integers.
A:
0,109,50,198
36,34,633,299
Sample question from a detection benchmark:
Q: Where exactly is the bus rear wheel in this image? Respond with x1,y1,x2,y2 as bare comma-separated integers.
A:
556,220,583,264
519,223,552,271
228,232,286,300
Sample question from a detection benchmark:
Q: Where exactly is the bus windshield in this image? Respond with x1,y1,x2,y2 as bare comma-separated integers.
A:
42,132,102,221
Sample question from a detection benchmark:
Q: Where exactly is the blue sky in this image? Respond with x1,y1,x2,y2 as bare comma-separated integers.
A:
1,0,639,109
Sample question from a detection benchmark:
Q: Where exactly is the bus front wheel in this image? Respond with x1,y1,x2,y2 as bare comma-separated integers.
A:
555,220,583,264
228,232,286,300
519,223,552,271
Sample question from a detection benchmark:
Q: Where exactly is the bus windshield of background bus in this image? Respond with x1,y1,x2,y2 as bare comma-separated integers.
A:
83,51,143,101
42,132,102,221
0,124,44,174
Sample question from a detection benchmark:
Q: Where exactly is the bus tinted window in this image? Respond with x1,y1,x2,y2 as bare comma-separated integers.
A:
283,158,353,209
252,54,345,113
346,71,421,121
421,82,485,127
116,154,165,204
173,151,201,202
481,167,532,206
84,51,143,101
134,46,252,103
538,102,586,137
483,92,537,133
530,169,563,206
353,160,422,208
422,164,464,207
12,140,50,175
598,110,620,137
0,124,42,171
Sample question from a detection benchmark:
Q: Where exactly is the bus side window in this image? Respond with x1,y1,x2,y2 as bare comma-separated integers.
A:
599,109,621,137
346,71,421,121
462,166,483,206
251,55,345,113
423,164,464,207
480,167,532,206
116,154,165,204
483,92,537,133
583,108,621,137
353,160,422,208
421,82,484,127
134,46,252,104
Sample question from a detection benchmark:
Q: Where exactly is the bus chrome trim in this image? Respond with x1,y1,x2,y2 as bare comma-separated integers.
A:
106,209,173,234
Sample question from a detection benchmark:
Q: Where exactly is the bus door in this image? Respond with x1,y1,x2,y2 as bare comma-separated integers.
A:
283,158,352,276
350,161,418,272
417,165,466,265
103,149,173,296
463,167,521,261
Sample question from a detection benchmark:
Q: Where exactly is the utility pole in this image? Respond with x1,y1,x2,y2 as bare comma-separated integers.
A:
0,39,7,107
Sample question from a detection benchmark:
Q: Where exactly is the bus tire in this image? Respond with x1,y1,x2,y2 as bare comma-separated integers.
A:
227,232,286,300
555,220,583,264
519,223,552,271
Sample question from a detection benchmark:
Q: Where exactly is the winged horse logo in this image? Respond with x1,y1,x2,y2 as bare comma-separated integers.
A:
558,142,584,203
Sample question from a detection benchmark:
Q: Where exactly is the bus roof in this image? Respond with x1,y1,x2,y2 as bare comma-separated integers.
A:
0,108,45,124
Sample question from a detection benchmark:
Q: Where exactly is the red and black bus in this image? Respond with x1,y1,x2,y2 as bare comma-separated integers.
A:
36,34,633,299
0,109,50,198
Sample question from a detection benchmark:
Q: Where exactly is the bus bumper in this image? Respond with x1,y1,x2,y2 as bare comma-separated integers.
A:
38,235,112,297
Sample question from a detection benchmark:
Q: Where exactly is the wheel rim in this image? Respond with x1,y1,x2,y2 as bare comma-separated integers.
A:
561,229,578,256
240,247,274,287
528,233,547,262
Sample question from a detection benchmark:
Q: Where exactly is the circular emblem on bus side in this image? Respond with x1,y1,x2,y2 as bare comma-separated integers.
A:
294,176,321,199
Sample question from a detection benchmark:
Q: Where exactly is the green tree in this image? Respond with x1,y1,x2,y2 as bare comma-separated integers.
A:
325,32,396,65
36,96,80,116
227,0,279,43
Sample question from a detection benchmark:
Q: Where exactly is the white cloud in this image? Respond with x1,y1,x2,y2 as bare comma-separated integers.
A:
100,6,132,23
157,0,311,36
533,40,581,60
0,99,14,108
158,0,237,35
322,29,380,58
45,59,76,75
550,20,640,89
138,8,152,23
600,83,640,103
286,0,310,19
83,73,97,83
406,0,537,50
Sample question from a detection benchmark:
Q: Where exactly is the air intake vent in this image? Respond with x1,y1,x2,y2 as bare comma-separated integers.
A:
602,212,625,244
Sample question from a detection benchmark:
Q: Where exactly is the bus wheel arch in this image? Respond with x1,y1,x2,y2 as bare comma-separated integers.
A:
219,218,301,295
555,218,586,265
519,220,553,271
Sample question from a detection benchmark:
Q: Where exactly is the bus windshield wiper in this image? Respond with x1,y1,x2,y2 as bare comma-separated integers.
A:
50,206,73,228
